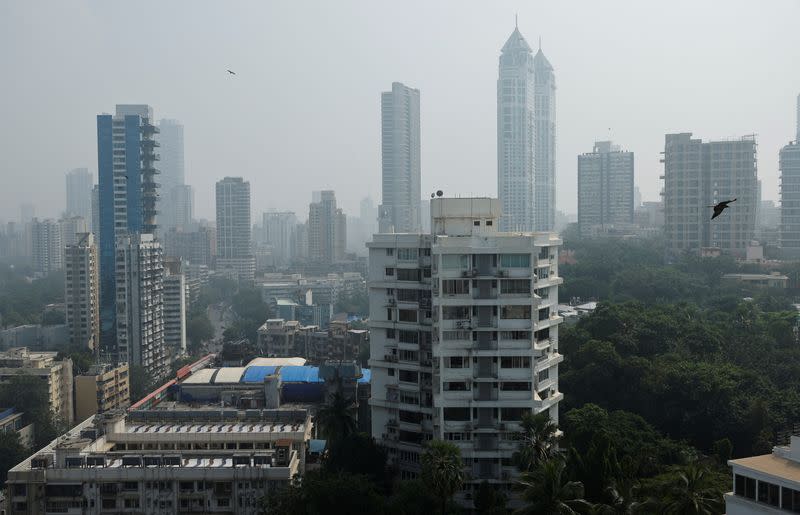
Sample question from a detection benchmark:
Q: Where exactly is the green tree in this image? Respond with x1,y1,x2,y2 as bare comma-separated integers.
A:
420,440,465,515
129,365,154,405
0,431,28,483
324,432,388,488
315,392,357,444
0,375,64,448
387,478,439,515
262,470,386,514
654,465,724,515
514,411,561,472
186,311,214,354
474,481,507,514
515,458,591,515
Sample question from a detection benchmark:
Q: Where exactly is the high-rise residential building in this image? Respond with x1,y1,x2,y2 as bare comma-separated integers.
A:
64,233,99,353
577,141,635,236
97,104,160,353
30,218,62,275
263,211,297,266
368,197,563,504
65,168,92,220
74,363,130,421
91,184,99,237
663,133,757,258
379,82,421,233
293,222,309,261
163,260,187,358
533,42,556,232
163,225,216,266
157,119,186,233
216,177,255,282
115,234,167,379
781,96,800,259
19,203,35,225
0,347,74,426
168,184,194,231
497,25,535,232
308,191,345,264
59,215,88,249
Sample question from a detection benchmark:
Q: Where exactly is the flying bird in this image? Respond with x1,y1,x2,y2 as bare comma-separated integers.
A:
709,198,737,220
227,69,236,75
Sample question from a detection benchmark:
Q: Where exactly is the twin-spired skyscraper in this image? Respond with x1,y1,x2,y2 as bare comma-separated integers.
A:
497,25,556,232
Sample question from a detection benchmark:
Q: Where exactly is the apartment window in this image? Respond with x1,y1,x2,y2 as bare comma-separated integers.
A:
500,279,530,294
442,254,469,269
500,382,530,391
500,356,530,368
780,485,800,511
397,289,419,302
442,330,471,341
734,474,756,499
501,305,531,319
386,328,395,339
386,248,394,256
500,254,530,267
385,267,395,276
538,308,550,321
421,248,431,256
387,309,393,321
442,279,469,295
473,220,480,226
388,368,395,376
501,331,530,341
397,248,419,261
399,350,419,362
399,310,417,323
443,306,471,320
534,287,549,299
399,410,423,423
446,356,469,368
399,370,418,383
500,407,529,421
443,407,470,421
486,220,493,226
400,392,419,405
399,330,419,344
758,480,780,507
538,368,550,382
445,381,469,391
397,269,421,281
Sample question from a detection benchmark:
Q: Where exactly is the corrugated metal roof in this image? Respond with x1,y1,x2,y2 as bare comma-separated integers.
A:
214,367,246,384
182,368,216,384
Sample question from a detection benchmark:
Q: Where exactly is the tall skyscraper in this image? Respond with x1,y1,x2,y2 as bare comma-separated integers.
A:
157,119,187,232
663,133,757,257
369,197,563,503
780,96,800,258
263,211,297,266
115,233,166,378
379,82,421,233
66,168,92,220
497,25,535,232
215,177,255,282
31,218,62,275
533,43,556,231
91,185,99,237
65,233,99,353
577,141,635,236
163,259,187,358
59,215,89,249
308,191,345,264
97,104,160,353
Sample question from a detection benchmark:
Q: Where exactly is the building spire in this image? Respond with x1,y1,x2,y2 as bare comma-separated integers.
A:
515,13,518,29
539,36,542,50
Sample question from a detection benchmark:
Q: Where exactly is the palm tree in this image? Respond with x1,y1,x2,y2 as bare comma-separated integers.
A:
514,411,561,472
420,440,465,515
590,484,655,515
515,458,591,515
660,464,723,515
314,391,357,444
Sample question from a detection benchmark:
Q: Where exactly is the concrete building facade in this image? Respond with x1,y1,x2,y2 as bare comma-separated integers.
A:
262,211,297,267
0,348,74,426
780,97,800,258
578,141,635,236
74,363,130,422
64,233,99,353
216,177,255,282
31,218,62,276
308,191,345,264
533,43,556,232
65,168,92,221
163,260,187,358
368,197,563,504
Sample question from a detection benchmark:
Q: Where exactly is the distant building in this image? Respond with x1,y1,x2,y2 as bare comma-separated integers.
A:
216,177,255,282
157,119,186,233
663,133,757,258
257,318,367,363
308,191,346,264
115,234,168,379
30,218,62,276
263,211,297,266
74,363,130,422
0,325,68,352
533,40,557,232
578,141,635,236
726,434,800,513
59,216,88,250
164,184,194,232
163,225,216,266
90,184,99,237
634,201,664,229
65,168,92,221
0,348,73,426
722,272,789,289
0,408,34,449
379,82,421,233
64,233,99,352
163,260,187,357
780,141,800,258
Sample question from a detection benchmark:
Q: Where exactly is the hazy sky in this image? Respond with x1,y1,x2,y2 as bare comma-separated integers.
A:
2,0,799,223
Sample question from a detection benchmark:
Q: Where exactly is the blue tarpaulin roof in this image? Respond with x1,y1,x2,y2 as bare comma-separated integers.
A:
239,365,371,384
240,366,279,383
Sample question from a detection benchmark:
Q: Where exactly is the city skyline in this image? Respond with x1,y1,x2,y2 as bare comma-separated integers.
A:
2,1,798,222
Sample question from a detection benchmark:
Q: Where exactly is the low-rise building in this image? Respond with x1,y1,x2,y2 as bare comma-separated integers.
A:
0,348,73,426
0,408,34,449
726,434,800,513
74,364,130,422
257,318,368,363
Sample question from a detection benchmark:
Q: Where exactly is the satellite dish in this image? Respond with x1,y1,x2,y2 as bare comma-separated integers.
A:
436,190,443,197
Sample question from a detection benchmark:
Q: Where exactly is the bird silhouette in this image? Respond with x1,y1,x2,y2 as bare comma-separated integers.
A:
227,69,236,75
709,198,737,219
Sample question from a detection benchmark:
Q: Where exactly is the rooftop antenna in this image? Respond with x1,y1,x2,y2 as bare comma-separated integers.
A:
539,36,542,50
515,13,518,29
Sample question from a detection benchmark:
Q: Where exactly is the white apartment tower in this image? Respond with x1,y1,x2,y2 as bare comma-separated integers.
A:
115,234,168,379
578,141,635,236
780,95,800,259
497,26,536,232
368,197,563,505
380,82,421,233
263,211,297,266
533,43,557,232
163,261,187,357
64,233,99,353
216,177,255,282
31,218,63,276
